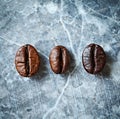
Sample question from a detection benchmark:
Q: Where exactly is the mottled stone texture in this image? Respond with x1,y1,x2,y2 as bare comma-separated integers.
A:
0,0,120,119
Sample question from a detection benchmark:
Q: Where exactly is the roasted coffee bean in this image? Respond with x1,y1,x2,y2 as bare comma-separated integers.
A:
15,44,40,77
82,43,106,74
49,46,70,74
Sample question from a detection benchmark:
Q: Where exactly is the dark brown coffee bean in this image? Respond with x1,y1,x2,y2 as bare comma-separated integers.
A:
15,44,40,77
49,46,70,74
82,43,106,74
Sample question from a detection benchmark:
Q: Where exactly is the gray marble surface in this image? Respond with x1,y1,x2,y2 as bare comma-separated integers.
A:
0,0,120,119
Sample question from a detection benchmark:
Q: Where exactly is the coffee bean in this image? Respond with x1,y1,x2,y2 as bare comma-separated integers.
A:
82,44,106,74
49,46,70,74
15,44,40,77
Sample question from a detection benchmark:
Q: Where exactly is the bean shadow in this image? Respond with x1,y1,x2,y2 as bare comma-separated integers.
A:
30,52,49,81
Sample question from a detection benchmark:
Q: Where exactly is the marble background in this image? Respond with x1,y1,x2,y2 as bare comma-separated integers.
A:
0,0,120,119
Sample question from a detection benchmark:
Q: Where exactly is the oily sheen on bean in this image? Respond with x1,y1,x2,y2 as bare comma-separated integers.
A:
82,44,106,74
15,44,40,77
49,45,70,74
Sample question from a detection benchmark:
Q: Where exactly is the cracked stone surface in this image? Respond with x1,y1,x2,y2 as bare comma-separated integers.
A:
0,0,120,119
